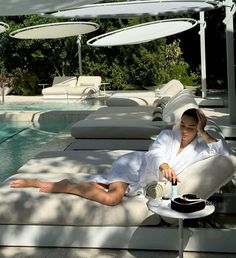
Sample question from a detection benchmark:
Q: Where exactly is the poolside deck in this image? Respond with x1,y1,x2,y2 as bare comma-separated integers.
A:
1,246,236,258
1,94,236,258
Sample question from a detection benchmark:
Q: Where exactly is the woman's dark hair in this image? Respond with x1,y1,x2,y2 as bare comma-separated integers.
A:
182,108,199,122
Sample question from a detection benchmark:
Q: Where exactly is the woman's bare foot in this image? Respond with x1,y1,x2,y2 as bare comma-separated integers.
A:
39,179,70,193
10,179,42,188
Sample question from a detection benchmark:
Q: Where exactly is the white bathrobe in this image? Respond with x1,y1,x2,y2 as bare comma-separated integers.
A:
90,129,230,196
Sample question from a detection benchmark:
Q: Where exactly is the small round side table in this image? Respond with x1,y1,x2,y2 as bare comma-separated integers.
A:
148,198,215,258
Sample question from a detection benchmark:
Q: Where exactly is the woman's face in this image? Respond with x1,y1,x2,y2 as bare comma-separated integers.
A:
180,115,198,142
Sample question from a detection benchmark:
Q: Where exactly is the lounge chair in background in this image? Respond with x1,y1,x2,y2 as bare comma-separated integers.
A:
42,76,102,99
69,89,198,150
106,79,184,106
42,76,77,99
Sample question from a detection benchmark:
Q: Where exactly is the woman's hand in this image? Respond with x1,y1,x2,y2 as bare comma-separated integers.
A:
196,109,207,134
197,109,217,143
159,163,179,183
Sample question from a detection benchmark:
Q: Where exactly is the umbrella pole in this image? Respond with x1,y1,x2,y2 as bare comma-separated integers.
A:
77,35,82,76
224,0,236,123
199,11,207,99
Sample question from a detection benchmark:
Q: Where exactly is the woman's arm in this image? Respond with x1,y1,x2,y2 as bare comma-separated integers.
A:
145,130,180,183
159,163,179,183
197,109,231,155
197,109,217,144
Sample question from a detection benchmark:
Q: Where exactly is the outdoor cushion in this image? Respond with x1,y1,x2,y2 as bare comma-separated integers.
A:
106,91,156,106
77,76,101,88
152,97,171,121
152,107,163,121
18,150,132,174
156,79,184,97
71,89,196,139
42,76,77,96
67,139,152,151
85,106,154,120
71,119,173,139
1,149,158,226
106,97,150,106
1,153,235,226
162,89,198,122
1,173,156,226
42,87,68,95
175,154,236,199
52,76,77,86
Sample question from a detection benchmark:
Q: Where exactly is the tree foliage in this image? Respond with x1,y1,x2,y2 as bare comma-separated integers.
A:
0,15,200,95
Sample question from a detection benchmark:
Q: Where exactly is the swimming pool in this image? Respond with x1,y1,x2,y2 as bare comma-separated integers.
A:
0,98,106,111
0,119,74,181
0,97,107,180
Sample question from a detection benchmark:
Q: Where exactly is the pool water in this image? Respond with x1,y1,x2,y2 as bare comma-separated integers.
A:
0,120,73,181
0,99,106,111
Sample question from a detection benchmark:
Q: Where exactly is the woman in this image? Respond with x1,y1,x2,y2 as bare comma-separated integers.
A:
10,108,230,206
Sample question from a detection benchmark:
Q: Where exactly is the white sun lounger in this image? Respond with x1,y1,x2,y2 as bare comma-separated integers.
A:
70,90,198,144
42,76,77,99
106,79,184,106
42,76,102,99
0,149,235,252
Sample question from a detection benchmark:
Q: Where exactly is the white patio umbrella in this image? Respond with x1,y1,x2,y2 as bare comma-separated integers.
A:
87,18,198,46
0,0,99,16
10,22,99,75
224,0,236,123
48,0,222,99
48,0,236,122
48,0,221,19
0,22,9,33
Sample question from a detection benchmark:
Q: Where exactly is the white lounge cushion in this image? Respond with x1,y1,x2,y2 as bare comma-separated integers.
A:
86,106,154,120
67,139,152,151
162,89,198,122
71,119,173,139
42,87,68,95
1,149,158,226
52,76,77,86
1,153,235,226
18,150,132,174
42,76,77,95
2,172,156,226
157,79,184,97
71,89,197,139
77,76,101,88
175,154,236,199
106,97,150,106
106,91,156,106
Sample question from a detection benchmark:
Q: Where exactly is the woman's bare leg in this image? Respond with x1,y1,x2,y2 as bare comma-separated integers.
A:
10,179,128,206
10,179,43,188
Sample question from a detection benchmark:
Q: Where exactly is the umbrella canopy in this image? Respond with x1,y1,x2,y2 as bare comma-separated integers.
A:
9,22,99,39
0,0,99,16
0,22,9,34
10,22,99,75
87,18,198,47
48,0,222,19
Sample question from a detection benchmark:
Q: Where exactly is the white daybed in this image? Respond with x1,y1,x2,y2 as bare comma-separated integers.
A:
0,149,235,253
